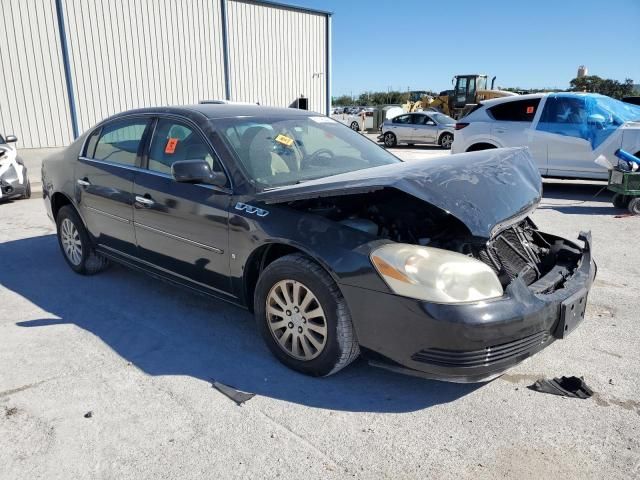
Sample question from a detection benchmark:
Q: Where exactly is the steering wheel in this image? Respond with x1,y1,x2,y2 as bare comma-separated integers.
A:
303,148,335,168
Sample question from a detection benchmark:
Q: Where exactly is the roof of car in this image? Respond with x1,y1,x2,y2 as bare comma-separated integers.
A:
480,93,545,107
110,103,318,122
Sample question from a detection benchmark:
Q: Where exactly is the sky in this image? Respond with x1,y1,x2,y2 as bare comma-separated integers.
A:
289,0,640,97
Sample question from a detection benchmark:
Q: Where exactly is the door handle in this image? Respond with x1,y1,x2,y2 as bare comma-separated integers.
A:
77,178,91,187
135,195,155,207
494,129,507,133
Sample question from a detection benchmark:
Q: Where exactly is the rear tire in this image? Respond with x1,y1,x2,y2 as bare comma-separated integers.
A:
383,132,397,147
254,253,359,377
56,205,110,275
629,197,640,215
612,193,629,209
350,121,359,131
466,143,496,152
439,132,454,149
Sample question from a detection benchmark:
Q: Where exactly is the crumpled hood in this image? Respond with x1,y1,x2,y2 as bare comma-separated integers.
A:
258,147,542,238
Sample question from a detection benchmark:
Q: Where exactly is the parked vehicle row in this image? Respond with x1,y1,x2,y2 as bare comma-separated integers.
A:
452,92,640,180
42,105,595,382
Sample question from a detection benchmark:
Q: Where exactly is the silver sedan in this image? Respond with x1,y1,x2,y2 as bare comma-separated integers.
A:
378,112,455,149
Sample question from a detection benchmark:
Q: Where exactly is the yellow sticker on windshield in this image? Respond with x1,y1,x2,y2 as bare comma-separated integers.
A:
275,134,294,147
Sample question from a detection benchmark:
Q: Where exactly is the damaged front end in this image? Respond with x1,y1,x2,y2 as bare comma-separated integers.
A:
0,147,28,200
259,148,596,382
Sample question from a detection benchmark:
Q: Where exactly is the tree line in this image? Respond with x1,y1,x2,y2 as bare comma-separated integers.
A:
332,76,638,106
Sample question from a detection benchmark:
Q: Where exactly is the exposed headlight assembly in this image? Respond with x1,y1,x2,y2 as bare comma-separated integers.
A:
370,244,503,304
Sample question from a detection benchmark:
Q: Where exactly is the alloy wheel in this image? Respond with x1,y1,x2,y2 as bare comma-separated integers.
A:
441,134,453,149
266,279,328,361
60,218,83,266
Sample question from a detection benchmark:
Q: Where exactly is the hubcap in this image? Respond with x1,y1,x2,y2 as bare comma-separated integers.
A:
442,135,452,148
266,279,328,361
60,218,83,266
385,134,394,146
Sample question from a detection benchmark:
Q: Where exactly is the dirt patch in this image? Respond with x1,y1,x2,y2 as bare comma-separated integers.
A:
4,407,18,417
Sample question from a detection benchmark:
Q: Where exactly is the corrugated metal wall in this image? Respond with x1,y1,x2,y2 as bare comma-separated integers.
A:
0,0,329,149
226,0,327,114
0,0,74,148
62,0,227,135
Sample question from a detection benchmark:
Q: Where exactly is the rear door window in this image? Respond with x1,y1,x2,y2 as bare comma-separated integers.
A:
93,119,149,166
393,115,412,124
488,99,541,122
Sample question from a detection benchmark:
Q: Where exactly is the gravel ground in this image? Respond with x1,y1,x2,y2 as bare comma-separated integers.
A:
1,151,639,478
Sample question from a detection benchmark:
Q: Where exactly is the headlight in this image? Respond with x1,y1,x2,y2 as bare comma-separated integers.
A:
370,244,503,303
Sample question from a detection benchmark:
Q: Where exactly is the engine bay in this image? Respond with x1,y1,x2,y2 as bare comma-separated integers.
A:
287,188,581,291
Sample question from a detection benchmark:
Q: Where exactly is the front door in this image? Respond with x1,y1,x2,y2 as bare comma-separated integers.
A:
76,117,151,256
132,117,233,297
411,114,438,144
536,95,601,178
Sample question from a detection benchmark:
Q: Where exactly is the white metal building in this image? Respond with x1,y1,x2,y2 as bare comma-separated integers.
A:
0,0,331,149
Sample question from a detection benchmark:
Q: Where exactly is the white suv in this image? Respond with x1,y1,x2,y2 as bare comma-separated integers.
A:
451,93,640,180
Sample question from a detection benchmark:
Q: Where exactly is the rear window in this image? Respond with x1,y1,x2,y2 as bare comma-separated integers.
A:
488,99,541,122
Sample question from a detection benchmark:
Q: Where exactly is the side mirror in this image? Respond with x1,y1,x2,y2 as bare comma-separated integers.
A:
426,120,436,126
171,160,227,188
587,114,606,130
5,135,17,143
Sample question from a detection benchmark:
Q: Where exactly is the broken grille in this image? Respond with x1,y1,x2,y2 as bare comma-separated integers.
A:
480,222,547,286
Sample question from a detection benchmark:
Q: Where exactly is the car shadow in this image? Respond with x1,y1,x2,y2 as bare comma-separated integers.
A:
539,180,621,215
1,234,480,413
386,144,446,151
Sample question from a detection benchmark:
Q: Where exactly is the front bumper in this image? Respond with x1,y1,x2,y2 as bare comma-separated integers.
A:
341,232,596,383
0,177,27,200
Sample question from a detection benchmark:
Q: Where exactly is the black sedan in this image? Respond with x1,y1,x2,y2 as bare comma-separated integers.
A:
41,105,596,382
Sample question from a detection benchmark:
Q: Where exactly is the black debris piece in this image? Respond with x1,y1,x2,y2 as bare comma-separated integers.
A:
211,380,255,405
528,376,593,399
84,411,93,418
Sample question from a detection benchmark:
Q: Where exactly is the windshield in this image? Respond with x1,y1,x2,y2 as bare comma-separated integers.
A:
587,94,640,123
217,115,401,188
431,113,455,124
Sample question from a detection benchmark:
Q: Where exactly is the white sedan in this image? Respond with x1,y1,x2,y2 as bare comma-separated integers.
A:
451,93,640,180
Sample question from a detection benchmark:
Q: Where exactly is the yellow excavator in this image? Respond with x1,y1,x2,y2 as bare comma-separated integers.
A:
404,75,517,118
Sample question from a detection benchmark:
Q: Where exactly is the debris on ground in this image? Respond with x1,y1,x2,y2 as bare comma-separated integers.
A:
84,411,93,418
211,380,255,405
4,407,18,417
528,376,593,399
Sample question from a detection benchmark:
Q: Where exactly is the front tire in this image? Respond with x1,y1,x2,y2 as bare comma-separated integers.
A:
350,121,359,131
439,132,454,149
21,179,31,199
56,205,110,275
383,132,397,147
254,253,359,377
629,197,640,215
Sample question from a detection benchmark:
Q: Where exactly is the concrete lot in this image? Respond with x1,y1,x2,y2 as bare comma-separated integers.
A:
1,147,639,479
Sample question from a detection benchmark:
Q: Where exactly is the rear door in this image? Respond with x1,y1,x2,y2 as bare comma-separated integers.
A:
76,117,151,256
488,98,546,174
388,114,413,142
132,116,234,297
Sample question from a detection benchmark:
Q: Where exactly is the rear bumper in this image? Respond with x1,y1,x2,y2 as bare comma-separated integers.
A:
341,231,596,383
